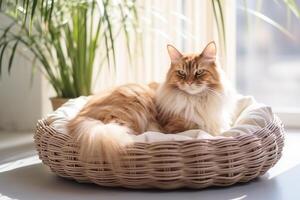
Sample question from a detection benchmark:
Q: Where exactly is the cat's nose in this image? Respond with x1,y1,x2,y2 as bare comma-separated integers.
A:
187,81,193,85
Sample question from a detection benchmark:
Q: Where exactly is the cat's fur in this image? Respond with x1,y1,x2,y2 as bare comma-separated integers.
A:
156,41,236,135
67,84,160,165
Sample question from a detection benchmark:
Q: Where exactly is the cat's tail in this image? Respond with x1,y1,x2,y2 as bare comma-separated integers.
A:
67,116,133,166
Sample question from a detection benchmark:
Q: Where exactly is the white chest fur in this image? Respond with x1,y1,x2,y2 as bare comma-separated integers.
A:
156,85,234,135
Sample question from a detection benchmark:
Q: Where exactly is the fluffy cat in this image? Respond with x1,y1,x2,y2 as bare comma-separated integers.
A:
68,41,235,165
156,41,236,135
67,84,160,165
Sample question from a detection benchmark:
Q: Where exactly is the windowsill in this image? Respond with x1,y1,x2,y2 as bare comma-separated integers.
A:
275,112,300,129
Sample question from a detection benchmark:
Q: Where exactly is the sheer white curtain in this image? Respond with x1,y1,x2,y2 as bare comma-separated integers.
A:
93,0,236,92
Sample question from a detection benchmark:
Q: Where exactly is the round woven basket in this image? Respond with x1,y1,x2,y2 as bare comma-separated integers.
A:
34,114,284,189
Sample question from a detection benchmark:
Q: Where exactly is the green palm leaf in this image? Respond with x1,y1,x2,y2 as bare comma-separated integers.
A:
240,7,295,40
0,0,140,98
8,40,18,73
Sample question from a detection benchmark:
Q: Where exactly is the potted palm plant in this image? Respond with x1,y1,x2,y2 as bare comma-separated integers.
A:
0,0,139,109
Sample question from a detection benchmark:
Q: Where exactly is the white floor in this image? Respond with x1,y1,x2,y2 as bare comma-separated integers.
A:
0,130,300,200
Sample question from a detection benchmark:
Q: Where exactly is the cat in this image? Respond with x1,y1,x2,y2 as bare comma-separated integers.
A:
67,84,160,165
68,41,235,166
156,41,236,135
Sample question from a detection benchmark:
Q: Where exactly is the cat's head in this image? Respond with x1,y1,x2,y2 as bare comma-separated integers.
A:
165,41,223,95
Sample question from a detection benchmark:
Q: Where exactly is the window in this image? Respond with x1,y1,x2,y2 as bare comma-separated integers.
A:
236,1,300,118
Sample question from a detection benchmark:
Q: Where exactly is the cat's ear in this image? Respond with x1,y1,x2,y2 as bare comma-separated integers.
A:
201,41,216,60
167,44,183,64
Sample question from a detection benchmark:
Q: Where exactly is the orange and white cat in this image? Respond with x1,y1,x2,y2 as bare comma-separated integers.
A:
67,41,235,165
156,42,236,135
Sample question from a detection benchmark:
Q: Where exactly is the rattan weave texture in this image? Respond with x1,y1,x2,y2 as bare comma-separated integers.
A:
34,114,284,189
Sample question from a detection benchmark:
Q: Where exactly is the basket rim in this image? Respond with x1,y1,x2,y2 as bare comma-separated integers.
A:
38,114,283,145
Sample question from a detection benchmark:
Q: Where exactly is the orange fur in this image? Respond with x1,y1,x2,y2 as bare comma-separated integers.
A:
148,82,160,91
67,84,160,166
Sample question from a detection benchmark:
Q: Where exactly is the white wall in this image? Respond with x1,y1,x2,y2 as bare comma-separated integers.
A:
0,14,51,131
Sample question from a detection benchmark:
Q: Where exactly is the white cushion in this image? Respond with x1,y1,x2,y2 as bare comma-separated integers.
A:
47,95,273,142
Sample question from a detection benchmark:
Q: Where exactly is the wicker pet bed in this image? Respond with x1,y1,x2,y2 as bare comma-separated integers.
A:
34,96,284,189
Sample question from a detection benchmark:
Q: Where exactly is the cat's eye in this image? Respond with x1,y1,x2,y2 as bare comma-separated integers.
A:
177,70,186,78
195,69,204,78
